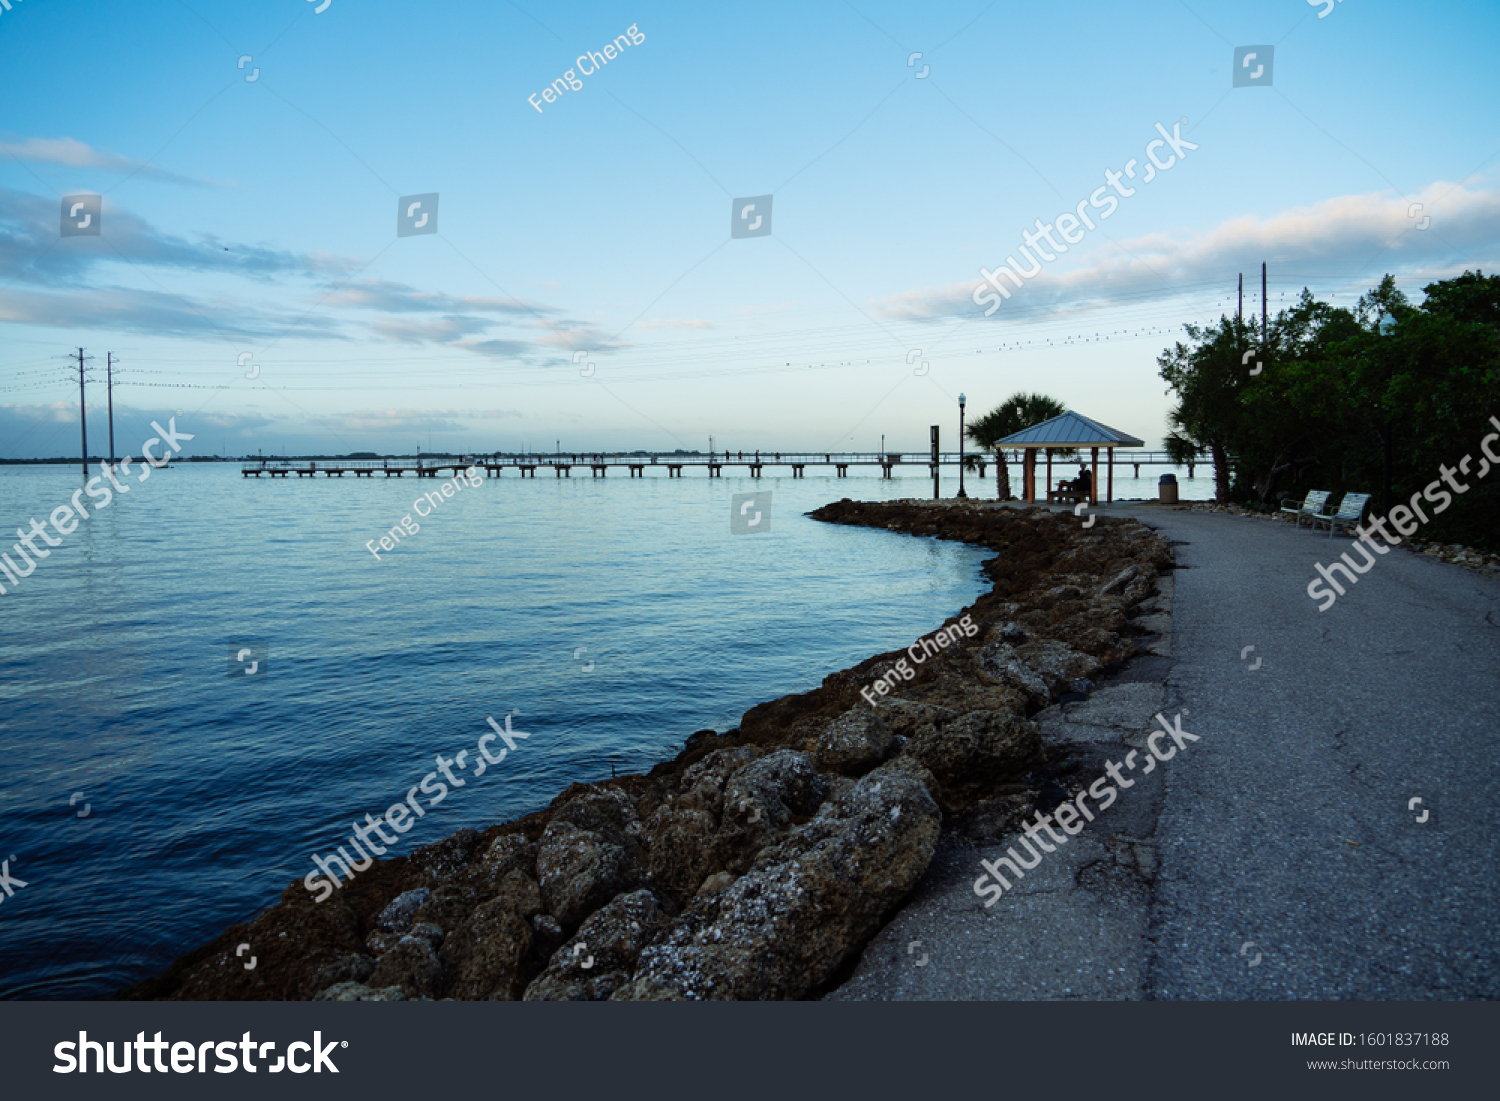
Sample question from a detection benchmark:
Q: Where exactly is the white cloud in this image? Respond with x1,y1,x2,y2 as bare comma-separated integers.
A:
0,284,341,340
312,409,473,433
323,279,554,317
875,181,1500,322
370,315,492,344
638,318,715,330
0,136,224,187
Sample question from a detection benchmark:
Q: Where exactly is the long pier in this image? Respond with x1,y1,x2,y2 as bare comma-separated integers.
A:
241,451,1197,480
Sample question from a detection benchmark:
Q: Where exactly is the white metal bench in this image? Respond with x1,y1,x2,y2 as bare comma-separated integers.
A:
1312,492,1372,538
1280,490,1331,530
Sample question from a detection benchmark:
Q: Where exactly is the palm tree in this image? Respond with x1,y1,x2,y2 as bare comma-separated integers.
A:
965,392,1069,499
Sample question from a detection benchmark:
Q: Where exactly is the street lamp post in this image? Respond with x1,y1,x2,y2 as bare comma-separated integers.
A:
957,393,968,498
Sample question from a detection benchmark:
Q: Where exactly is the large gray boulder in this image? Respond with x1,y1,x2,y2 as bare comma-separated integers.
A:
615,770,940,1001
439,871,541,1000
976,642,1050,705
536,820,631,927
901,709,1042,812
524,889,669,1001
812,710,895,775
709,749,829,875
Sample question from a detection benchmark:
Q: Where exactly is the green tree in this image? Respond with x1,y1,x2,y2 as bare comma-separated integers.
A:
1236,290,1356,504
965,392,1068,499
1157,271,1500,547
1318,273,1500,520
1157,315,1260,502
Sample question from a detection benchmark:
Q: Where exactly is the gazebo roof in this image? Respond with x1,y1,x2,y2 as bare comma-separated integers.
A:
995,410,1144,449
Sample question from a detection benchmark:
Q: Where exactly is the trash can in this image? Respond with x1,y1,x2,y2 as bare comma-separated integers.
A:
1159,472,1178,504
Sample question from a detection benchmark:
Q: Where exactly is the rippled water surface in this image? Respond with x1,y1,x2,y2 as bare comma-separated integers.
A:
0,463,980,999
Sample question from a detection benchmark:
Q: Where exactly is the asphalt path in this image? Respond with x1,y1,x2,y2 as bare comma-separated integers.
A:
830,504,1500,1000
1139,505,1498,999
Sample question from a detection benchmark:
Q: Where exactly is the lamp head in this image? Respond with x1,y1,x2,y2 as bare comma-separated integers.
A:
959,392,966,407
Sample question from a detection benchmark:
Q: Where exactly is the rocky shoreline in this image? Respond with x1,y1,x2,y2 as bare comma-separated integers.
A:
119,500,1171,1001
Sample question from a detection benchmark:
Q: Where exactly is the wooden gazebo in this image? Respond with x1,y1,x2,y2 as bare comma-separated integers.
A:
995,411,1145,505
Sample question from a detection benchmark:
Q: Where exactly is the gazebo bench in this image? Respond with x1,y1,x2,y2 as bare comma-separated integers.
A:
1047,485,1089,504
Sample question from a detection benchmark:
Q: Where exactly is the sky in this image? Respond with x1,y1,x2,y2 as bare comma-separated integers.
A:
2,0,1497,459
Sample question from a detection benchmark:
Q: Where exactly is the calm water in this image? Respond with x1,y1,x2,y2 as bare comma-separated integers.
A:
0,461,1206,999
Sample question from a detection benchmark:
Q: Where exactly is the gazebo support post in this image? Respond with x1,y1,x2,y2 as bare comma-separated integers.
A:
1091,446,1099,506
1107,447,1114,503
1046,448,1053,500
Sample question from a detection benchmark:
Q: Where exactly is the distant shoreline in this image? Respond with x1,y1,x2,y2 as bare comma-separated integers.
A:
2,451,742,465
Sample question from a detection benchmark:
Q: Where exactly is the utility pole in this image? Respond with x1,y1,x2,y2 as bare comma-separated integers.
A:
71,347,90,478
1261,262,1268,343
1237,273,1243,320
106,352,117,467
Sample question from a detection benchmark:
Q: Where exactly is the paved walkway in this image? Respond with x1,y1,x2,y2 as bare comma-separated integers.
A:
829,504,1500,1000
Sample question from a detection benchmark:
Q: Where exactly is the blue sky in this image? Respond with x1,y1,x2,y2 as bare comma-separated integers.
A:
2,0,1497,458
